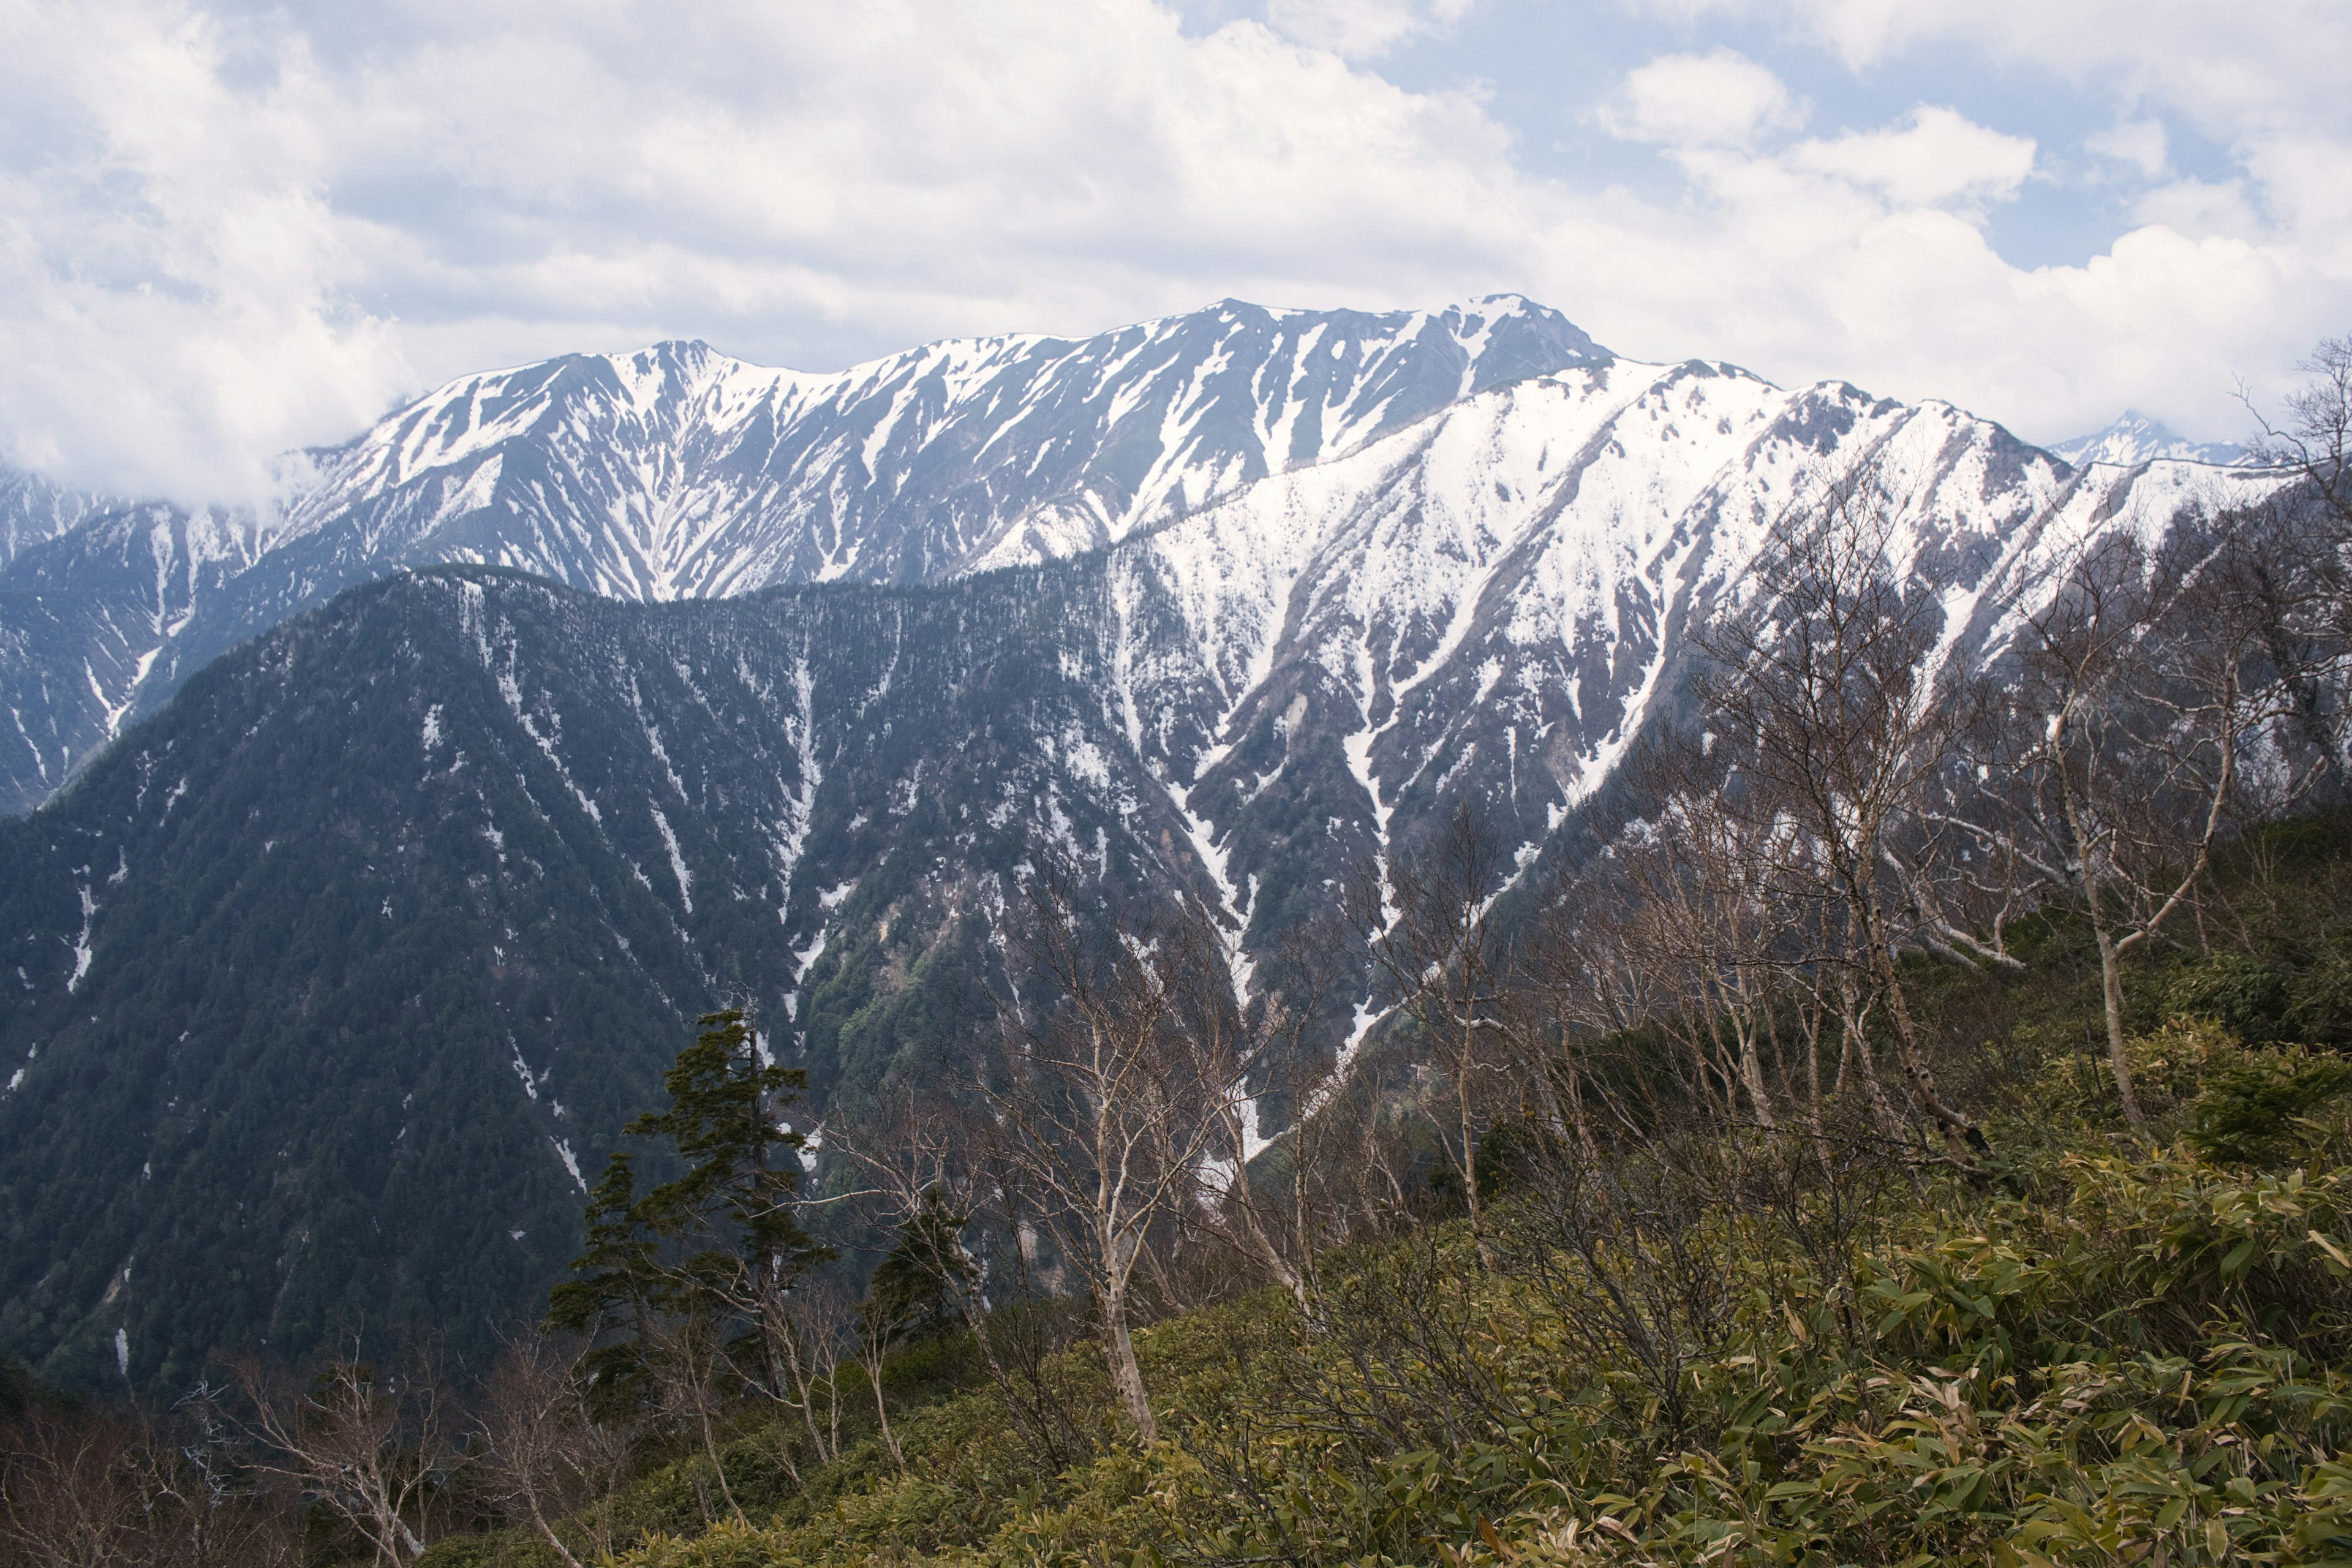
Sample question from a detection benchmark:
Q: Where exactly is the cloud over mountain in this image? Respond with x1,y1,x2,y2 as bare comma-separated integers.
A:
0,0,2341,502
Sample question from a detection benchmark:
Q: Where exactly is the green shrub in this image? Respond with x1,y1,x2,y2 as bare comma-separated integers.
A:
2192,1052,2352,1166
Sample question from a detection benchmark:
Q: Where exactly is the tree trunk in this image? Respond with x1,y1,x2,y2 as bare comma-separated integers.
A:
1734,1009,1777,1131
2092,917,2151,1134
864,1359,903,1469
524,1495,586,1568
1800,999,1825,1136
1100,1265,1156,1446
1231,1191,1307,1314
2058,763,2154,1137
1458,1065,1496,1272
1861,895,1986,1160
1838,977,1902,1140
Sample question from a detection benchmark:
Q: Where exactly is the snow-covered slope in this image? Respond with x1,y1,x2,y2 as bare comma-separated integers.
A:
2049,409,2249,468
0,296,1602,814
285,294,1600,596
0,299,2294,823
0,463,116,571
1090,364,2290,933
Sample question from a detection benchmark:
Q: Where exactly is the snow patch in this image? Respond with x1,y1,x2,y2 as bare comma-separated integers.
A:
66,883,96,992
651,806,693,913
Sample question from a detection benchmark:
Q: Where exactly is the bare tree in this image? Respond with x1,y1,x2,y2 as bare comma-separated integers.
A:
1613,785,1795,1133
2246,334,2352,534
1519,861,1681,1155
1345,802,1515,1268
985,852,1233,1446
0,1404,296,1568
1695,471,1986,1162
472,1333,631,1568
2228,339,2352,798
850,1276,911,1470
1968,529,2284,1131
220,1341,458,1564
767,1277,850,1479
1,1406,157,1568
1152,898,1351,1314
832,1087,1092,1471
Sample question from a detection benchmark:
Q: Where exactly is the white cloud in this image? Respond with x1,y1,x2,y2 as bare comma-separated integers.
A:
1264,0,1474,59
1788,107,2035,211
1610,0,2352,437
2087,118,2168,179
0,0,2343,497
0,0,1528,497
0,4,410,503
1600,50,1807,148
2132,178,2266,245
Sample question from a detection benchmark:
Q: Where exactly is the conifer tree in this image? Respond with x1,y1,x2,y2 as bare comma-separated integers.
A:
546,1153,665,1414
864,1189,972,1346
547,1009,828,1430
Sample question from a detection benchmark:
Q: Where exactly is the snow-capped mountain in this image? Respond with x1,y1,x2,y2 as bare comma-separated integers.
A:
0,296,1601,816
2048,409,2249,468
283,295,1603,595
0,462,115,571
0,331,2290,1389
1107,363,2285,925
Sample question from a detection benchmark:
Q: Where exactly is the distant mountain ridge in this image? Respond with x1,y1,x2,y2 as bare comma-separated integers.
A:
2048,408,2250,468
0,296,1602,815
0,464,112,571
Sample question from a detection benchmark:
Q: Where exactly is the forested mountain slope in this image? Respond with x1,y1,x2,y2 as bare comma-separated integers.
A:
0,344,2283,1393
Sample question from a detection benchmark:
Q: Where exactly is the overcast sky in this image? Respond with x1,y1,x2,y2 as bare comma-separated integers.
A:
4,0,2347,500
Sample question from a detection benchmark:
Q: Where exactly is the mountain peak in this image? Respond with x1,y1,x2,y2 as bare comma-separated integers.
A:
2049,408,2248,467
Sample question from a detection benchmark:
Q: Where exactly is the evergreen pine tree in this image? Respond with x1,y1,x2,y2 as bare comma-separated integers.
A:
864,1190,972,1346
546,1009,828,1420
545,1153,664,1414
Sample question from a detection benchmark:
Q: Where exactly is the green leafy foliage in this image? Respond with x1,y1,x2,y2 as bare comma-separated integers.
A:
2193,1054,2352,1166
411,1056,2352,1568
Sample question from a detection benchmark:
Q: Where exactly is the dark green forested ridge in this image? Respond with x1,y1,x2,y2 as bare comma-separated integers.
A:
0,547,1444,1393
0,567,1057,1392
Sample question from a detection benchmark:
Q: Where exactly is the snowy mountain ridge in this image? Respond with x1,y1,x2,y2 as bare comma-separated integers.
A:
0,464,113,571
0,297,2296,823
273,292,1604,598
1100,360,2289,932
2048,408,2250,469
0,295,1604,813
